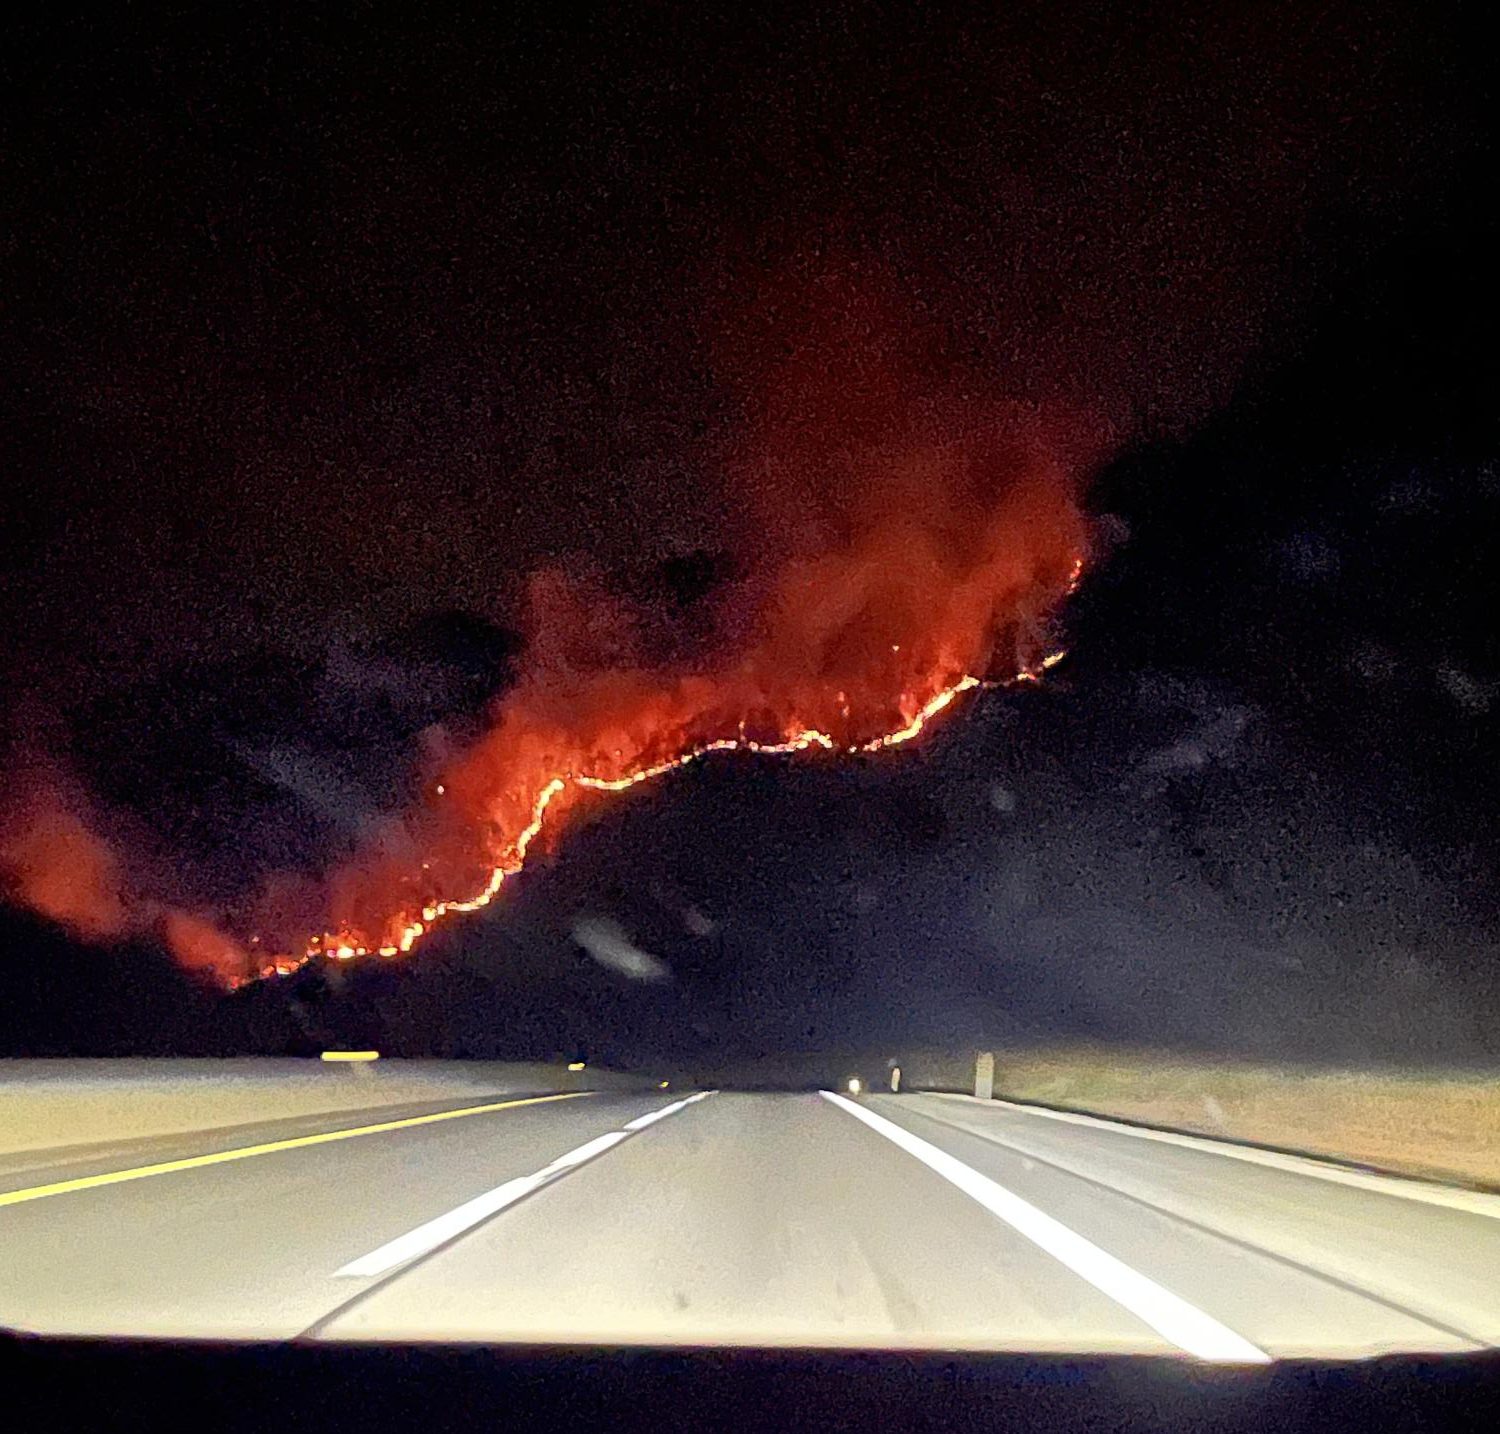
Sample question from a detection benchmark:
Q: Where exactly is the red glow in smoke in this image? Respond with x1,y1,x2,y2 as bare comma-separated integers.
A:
161,910,250,980
4,472,1083,990
3,275,1092,989
0,764,248,980
0,784,128,942
243,443,1088,983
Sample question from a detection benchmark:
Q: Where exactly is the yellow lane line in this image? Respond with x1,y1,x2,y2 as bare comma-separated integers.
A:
0,1091,594,1209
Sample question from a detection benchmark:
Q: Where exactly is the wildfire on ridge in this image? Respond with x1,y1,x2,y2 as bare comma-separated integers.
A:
242,585,1080,989
2,412,1087,992
268,675,982,978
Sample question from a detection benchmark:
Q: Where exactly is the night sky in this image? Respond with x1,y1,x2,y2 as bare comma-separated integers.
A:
1,3,1494,1067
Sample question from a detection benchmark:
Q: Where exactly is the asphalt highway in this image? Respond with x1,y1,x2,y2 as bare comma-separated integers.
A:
3,1086,1498,1358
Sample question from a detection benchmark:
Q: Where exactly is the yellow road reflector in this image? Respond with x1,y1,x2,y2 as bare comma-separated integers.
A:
321,1050,381,1062
567,1061,586,1071
0,1091,593,1209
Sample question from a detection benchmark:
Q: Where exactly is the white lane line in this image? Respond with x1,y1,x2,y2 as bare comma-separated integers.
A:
622,1097,692,1131
335,1091,713,1278
926,1092,1500,1221
820,1091,1270,1363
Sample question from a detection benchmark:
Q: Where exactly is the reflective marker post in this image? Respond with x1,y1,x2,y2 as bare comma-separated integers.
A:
974,1051,995,1101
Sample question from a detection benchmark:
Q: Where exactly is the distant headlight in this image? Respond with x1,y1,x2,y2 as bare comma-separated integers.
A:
847,1077,862,1095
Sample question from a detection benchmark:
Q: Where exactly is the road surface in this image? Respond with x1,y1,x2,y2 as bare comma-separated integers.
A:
2,1085,1498,1358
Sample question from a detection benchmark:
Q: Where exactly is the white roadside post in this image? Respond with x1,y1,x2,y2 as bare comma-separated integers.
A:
974,1051,995,1101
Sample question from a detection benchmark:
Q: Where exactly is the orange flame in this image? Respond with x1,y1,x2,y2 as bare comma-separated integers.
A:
240,671,998,983
276,672,990,979
9,275,1094,991
9,520,1082,993
231,425,1090,986
246,519,1083,987
0,760,250,983
0,785,129,942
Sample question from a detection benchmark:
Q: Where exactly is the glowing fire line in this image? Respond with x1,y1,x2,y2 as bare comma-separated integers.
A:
247,669,1034,983
245,552,1084,985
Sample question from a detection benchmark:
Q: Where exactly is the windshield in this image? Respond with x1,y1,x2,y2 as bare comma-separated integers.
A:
1,3,1493,1362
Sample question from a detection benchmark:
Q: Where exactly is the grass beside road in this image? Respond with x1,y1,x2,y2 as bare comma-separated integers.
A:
970,1048,1500,1190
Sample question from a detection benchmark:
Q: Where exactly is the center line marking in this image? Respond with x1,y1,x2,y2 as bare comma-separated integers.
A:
0,1091,593,1209
334,1091,714,1278
820,1091,1270,1363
